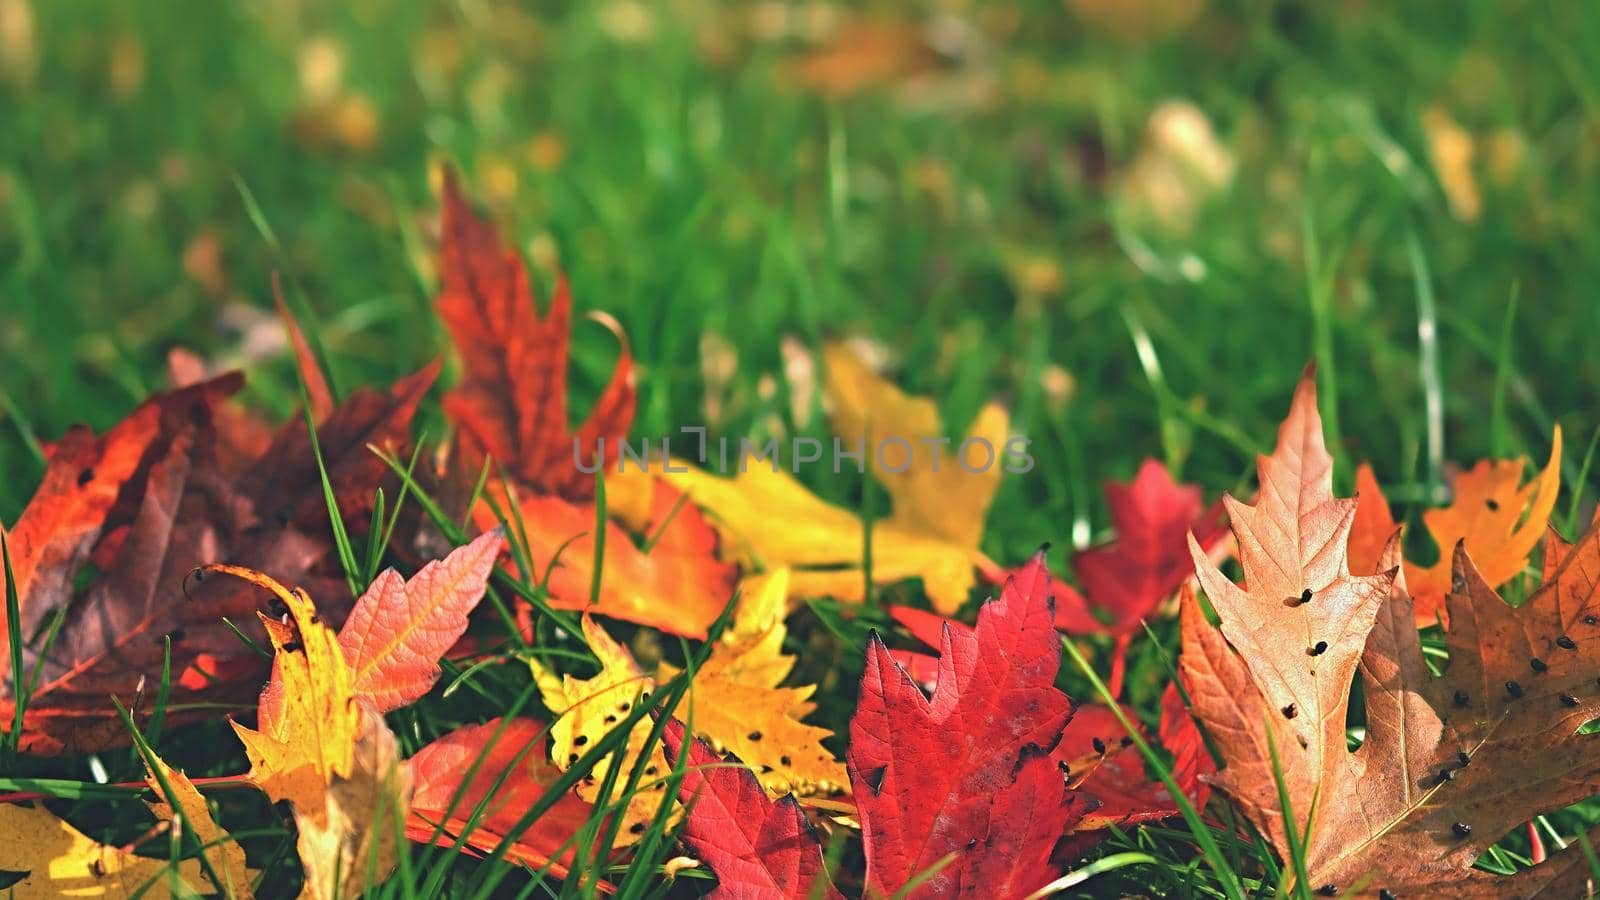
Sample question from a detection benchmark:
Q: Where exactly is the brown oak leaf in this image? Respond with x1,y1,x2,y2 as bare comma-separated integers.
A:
1184,365,1600,898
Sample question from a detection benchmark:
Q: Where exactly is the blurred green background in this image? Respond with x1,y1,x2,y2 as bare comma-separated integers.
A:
2,0,1597,563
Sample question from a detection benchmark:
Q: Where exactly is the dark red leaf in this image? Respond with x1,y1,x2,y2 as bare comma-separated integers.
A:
436,169,634,501
1055,459,1226,636
1,365,436,754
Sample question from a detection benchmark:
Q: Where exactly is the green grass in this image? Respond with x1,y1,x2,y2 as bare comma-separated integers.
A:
2,0,1600,896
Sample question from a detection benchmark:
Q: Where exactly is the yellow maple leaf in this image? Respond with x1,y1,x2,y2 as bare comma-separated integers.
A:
141,749,255,899
219,565,410,900
0,803,211,898
531,573,846,833
613,341,1008,614
291,712,412,900
821,343,1007,552
664,569,848,797
530,615,673,842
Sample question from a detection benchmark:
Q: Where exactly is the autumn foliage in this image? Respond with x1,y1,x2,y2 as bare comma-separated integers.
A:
4,173,1599,900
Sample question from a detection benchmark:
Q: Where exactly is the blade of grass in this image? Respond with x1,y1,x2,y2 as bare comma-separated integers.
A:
1406,228,1444,496
1023,852,1157,899
4,535,26,759
1264,719,1314,899
1489,282,1520,458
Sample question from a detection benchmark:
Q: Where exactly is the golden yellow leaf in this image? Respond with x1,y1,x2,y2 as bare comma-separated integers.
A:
617,342,1008,614
219,565,409,900
822,343,1006,550
222,566,358,797
142,749,255,899
532,576,847,835
665,569,848,797
0,803,209,898
530,615,672,841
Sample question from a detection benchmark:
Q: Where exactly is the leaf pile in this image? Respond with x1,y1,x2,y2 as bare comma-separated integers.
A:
7,171,1596,900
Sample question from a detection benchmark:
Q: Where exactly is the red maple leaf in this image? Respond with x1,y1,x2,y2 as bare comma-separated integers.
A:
1158,681,1213,810
1053,686,1213,831
850,552,1089,897
436,169,634,501
1043,460,1227,694
1055,459,1226,637
661,718,840,898
885,602,1210,834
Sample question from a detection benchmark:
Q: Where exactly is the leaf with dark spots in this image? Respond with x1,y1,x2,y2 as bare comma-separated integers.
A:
1184,366,1600,897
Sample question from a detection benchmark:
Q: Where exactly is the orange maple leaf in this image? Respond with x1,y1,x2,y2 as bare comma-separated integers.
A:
1348,432,1560,625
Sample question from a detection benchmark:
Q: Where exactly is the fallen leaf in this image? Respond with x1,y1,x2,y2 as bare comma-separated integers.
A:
1184,366,1600,896
483,476,736,639
3,362,437,755
661,719,841,899
1157,681,1212,811
822,342,1005,553
641,465,988,614
339,528,505,713
849,551,1089,897
166,348,275,474
1412,435,1561,622
529,615,672,840
1054,458,1226,637
406,717,597,880
0,376,239,670
642,342,1010,614
661,569,848,797
1054,703,1183,832
1347,462,1397,578
228,566,360,807
531,572,847,843
225,567,409,900
142,747,256,899
0,802,211,898
886,601,1204,833
1348,436,1561,626
0,736,255,897
436,168,633,501
436,174,733,637
294,710,412,900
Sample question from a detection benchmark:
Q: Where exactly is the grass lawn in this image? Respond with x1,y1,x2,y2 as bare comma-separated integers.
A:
2,0,1599,896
